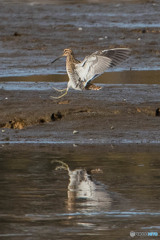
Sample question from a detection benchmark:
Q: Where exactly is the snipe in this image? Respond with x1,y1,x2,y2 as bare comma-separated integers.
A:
51,48,131,99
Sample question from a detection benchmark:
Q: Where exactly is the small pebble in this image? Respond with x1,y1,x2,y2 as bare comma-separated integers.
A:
2,129,5,133
78,27,83,31
73,130,79,134
98,37,104,41
120,35,125,39
13,32,21,37
73,144,78,147
138,38,141,41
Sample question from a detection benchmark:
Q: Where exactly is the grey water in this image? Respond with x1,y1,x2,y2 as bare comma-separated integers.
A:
0,145,160,239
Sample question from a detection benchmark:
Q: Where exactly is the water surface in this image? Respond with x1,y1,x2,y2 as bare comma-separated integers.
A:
0,144,160,239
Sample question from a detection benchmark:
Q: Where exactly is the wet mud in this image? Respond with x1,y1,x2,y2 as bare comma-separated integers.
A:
0,72,160,144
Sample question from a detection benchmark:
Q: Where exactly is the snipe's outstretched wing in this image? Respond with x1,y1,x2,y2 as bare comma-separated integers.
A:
75,48,131,86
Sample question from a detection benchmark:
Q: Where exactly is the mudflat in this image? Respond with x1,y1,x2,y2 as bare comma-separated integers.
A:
1,76,160,144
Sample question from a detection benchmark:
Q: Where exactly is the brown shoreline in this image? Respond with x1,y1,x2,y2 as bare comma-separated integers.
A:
1,77,160,145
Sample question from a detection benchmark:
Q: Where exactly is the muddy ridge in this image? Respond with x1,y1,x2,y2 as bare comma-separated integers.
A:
0,82,160,144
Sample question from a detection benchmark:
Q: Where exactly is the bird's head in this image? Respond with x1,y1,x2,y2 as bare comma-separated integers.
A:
62,48,73,56
51,48,73,64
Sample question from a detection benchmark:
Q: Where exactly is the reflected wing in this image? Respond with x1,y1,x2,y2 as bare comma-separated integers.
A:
75,48,131,85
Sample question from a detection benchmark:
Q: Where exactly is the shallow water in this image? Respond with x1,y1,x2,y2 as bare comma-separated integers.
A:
1,70,160,87
0,145,160,239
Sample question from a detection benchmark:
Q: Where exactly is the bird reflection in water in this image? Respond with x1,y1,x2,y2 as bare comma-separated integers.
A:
53,160,112,212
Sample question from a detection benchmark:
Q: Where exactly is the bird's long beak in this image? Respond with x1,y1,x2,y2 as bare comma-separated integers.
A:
51,55,63,64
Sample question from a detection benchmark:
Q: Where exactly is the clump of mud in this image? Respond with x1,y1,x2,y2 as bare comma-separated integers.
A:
0,110,65,129
2,117,51,129
51,111,63,121
4,119,26,130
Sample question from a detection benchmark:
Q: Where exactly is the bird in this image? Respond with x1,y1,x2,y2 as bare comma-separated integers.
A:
51,47,131,99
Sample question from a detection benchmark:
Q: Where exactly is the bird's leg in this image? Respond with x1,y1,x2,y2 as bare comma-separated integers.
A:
52,86,67,92
50,88,68,99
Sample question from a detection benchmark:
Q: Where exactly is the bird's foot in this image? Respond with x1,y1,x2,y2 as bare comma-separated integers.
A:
85,84,102,90
51,160,69,172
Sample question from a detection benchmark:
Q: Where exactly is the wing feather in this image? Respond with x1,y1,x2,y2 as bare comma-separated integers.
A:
75,48,131,85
